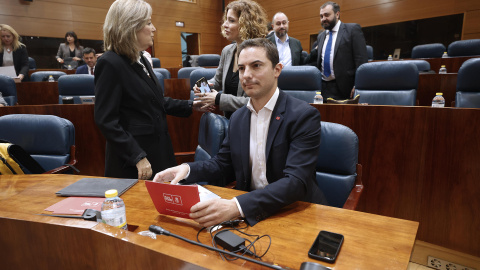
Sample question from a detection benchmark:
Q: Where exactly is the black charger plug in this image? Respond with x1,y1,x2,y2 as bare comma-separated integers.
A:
214,230,245,252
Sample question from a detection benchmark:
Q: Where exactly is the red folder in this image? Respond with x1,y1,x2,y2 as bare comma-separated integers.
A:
145,181,210,219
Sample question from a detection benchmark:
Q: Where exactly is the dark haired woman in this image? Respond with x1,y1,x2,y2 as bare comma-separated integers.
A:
56,31,84,68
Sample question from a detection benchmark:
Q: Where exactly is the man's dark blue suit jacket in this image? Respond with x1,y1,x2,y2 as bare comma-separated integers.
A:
187,90,327,225
75,64,89,74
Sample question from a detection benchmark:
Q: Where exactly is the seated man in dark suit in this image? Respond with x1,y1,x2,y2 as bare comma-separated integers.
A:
154,38,326,227
267,12,306,66
75,47,97,75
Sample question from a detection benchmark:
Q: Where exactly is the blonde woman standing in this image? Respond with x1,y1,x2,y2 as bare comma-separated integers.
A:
0,24,29,82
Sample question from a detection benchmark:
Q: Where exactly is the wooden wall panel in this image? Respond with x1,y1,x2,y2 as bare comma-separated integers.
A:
463,10,480,36
0,0,73,21
0,14,74,38
260,0,480,52
0,0,225,68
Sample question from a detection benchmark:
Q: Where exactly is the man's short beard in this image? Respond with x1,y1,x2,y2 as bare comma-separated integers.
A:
322,17,337,31
276,30,287,38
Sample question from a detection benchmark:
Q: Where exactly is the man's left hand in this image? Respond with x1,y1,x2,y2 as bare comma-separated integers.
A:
190,199,240,227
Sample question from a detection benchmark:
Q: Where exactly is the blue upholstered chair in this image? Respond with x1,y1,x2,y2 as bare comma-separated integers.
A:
395,60,432,73
30,71,67,82
28,57,37,70
448,39,480,57
302,50,308,60
178,67,203,79
153,68,171,79
194,112,229,186
0,74,17,106
455,58,480,108
152,71,165,90
197,54,221,67
411,43,446,58
366,45,374,61
277,66,322,103
317,121,363,209
355,61,418,106
0,114,77,174
194,112,229,162
151,57,161,68
58,74,95,104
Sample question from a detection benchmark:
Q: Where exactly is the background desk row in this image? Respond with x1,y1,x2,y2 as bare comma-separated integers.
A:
2,85,480,258
16,75,459,107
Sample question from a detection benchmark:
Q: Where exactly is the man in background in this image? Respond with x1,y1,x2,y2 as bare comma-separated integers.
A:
76,47,97,75
267,12,306,67
309,1,368,100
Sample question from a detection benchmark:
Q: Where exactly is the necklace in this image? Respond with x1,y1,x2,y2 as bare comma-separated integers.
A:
6,48,12,53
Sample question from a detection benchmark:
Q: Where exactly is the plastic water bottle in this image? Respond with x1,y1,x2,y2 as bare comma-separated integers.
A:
442,52,448,58
48,75,54,82
439,65,447,74
432,92,445,107
314,91,324,104
387,55,393,61
67,64,72,70
101,189,128,230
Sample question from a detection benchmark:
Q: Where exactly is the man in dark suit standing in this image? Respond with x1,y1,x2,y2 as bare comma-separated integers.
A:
267,12,306,67
75,47,97,75
309,1,368,100
154,38,327,227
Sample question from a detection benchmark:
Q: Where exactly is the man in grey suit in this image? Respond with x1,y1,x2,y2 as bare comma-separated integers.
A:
309,1,368,100
267,12,306,67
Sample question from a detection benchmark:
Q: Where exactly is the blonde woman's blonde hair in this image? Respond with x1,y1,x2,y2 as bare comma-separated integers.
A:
221,0,268,41
0,24,25,52
103,0,152,63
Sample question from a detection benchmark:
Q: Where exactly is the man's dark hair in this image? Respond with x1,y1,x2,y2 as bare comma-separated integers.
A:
238,38,279,68
321,1,340,13
83,47,96,56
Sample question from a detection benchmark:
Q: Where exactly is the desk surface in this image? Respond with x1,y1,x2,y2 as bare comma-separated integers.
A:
0,174,418,269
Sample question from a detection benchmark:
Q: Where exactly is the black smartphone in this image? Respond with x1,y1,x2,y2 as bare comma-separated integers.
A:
308,230,344,263
195,77,211,94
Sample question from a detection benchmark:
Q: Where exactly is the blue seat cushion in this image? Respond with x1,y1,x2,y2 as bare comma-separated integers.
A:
356,89,416,106
316,172,356,208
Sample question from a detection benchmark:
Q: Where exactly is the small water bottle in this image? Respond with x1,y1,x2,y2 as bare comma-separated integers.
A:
442,52,448,58
48,75,54,82
101,189,128,230
314,91,323,104
387,55,393,61
439,65,447,74
67,64,72,70
432,92,445,107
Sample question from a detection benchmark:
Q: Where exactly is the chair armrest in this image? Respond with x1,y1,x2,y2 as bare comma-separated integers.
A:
43,145,78,174
343,164,364,210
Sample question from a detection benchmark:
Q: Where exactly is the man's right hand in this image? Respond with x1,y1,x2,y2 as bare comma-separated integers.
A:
153,164,189,184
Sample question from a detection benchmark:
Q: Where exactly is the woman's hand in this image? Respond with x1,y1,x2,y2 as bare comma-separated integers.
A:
136,157,153,180
72,57,81,61
194,89,218,107
57,58,64,64
18,74,24,81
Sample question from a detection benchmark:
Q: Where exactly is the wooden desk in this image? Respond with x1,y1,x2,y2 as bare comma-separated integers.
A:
417,73,457,106
0,174,418,269
313,104,480,257
16,82,59,105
